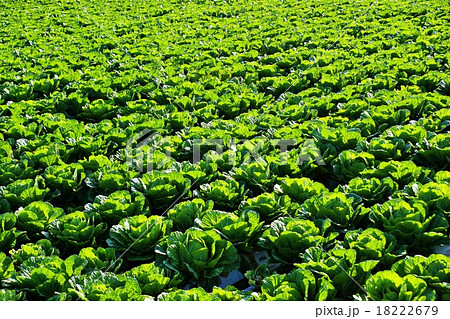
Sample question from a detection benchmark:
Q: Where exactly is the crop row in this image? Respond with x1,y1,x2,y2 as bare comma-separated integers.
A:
0,0,449,301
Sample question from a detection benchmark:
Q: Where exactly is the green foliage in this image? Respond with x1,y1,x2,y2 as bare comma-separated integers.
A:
124,263,181,296
274,177,328,204
337,177,398,205
4,255,86,299
167,199,214,232
0,213,25,252
9,239,59,263
296,247,378,298
343,228,406,267
131,171,191,211
45,212,107,251
361,161,432,187
1,178,49,209
332,150,375,180
300,193,362,228
0,252,15,281
16,201,64,237
196,210,264,251
259,217,337,264
258,269,336,301
391,254,450,300
361,270,436,301
67,271,147,301
0,0,449,301
107,215,172,261
44,163,86,196
197,179,246,210
239,192,292,221
155,229,240,285
78,247,122,273
157,287,220,301
232,161,277,190
0,289,25,301
85,190,147,225
369,199,448,250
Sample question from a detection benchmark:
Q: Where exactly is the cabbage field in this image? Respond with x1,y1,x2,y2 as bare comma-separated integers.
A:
0,0,449,301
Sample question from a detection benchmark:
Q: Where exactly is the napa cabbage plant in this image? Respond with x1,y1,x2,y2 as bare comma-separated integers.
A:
312,127,363,154
157,287,220,301
1,177,49,209
67,271,147,301
197,179,246,210
391,254,450,300
274,177,328,204
331,150,375,180
1,213,25,252
385,124,427,144
78,246,122,273
155,228,240,286
358,137,411,160
176,160,218,185
259,217,338,264
337,177,398,205
84,190,147,225
45,212,107,251
44,163,86,196
167,198,214,232
359,270,436,301
416,182,450,216
16,201,64,238
124,263,182,296
9,239,59,263
343,228,406,266
258,269,336,301
361,160,431,186
0,158,39,186
417,133,450,169
195,210,264,251
369,199,448,250
239,192,292,221
4,255,87,299
131,171,191,211
231,161,277,190
85,165,138,194
107,215,172,261
299,192,365,228
296,247,378,298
